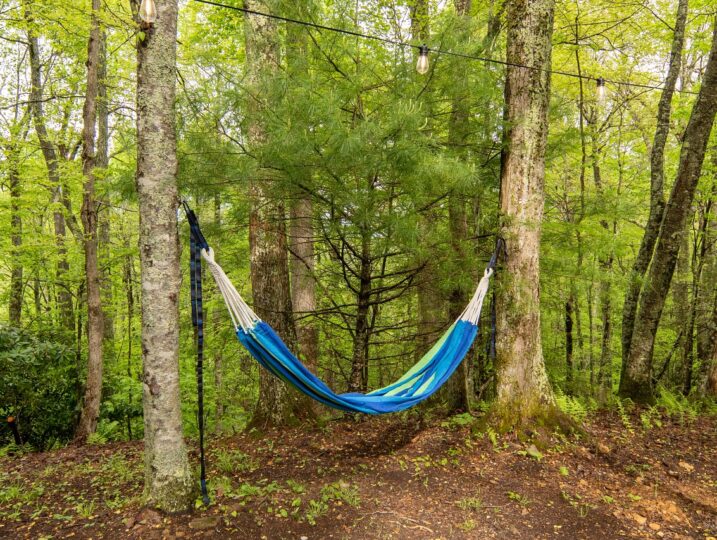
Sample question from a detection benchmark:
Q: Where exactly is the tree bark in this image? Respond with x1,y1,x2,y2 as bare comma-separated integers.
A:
290,197,319,369
619,18,717,403
76,0,105,442
493,0,560,427
621,0,688,365
135,0,193,512
245,0,307,428
697,182,717,395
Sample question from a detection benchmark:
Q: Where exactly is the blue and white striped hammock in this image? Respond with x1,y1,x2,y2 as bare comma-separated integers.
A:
201,244,493,415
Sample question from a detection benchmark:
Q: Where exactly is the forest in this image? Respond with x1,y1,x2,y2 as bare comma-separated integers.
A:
0,0,716,538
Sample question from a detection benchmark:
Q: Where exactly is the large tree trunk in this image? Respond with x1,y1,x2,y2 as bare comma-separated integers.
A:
619,19,717,402
26,10,74,334
76,0,105,442
493,0,560,427
135,0,193,512
245,0,306,428
621,0,688,365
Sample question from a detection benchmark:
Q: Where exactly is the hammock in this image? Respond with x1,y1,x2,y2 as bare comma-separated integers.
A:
185,205,495,416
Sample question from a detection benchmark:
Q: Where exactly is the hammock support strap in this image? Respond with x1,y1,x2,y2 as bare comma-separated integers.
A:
185,201,210,506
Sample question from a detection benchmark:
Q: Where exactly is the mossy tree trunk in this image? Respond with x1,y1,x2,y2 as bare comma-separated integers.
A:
135,0,193,512
493,0,560,427
619,20,717,403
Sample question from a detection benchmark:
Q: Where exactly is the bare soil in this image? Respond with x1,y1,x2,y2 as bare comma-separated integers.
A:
1,411,715,539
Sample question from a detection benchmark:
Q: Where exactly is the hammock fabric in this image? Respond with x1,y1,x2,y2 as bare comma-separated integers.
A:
185,205,496,416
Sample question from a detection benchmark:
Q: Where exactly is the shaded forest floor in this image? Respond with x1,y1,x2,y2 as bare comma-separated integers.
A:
1,410,716,539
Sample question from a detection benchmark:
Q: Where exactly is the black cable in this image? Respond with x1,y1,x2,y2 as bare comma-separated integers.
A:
191,0,699,95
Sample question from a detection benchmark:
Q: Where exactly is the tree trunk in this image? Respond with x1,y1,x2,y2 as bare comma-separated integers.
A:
26,9,74,334
565,297,574,394
286,11,318,373
97,23,115,347
432,0,474,413
697,182,716,395
493,0,560,427
8,142,23,325
245,0,307,428
76,0,105,442
619,19,717,403
135,0,193,512
123,235,136,440
621,0,688,365
290,197,318,369
597,278,612,402
349,230,372,392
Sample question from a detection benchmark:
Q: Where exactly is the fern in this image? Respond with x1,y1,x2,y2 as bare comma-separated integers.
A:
655,387,697,424
616,399,634,435
555,391,591,423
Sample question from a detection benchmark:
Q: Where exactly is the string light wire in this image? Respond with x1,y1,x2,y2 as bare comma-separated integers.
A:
191,0,699,95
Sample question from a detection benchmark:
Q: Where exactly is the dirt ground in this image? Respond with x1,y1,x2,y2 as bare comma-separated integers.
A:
1,410,716,539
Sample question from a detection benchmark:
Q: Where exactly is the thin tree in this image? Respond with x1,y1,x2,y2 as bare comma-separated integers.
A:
619,18,717,402
135,0,193,511
76,0,106,442
492,0,566,429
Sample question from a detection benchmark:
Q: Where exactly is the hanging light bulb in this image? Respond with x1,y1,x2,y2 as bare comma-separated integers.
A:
139,0,158,24
596,77,606,103
416,45,429,75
